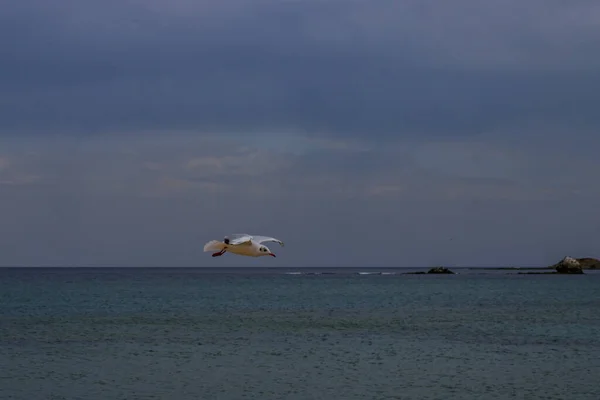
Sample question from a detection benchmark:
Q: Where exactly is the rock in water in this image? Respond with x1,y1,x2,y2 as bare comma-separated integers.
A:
427,267,455,274
563,256,579,267
576,257,600,269
553,256,584,274
549,256,599,271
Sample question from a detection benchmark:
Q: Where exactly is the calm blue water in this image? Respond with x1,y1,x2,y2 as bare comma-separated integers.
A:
1,267,599,400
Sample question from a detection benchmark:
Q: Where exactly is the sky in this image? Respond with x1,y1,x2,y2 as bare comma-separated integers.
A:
1,0,599,267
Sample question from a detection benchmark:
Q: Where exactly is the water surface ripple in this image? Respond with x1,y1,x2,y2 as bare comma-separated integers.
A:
1,267,599,399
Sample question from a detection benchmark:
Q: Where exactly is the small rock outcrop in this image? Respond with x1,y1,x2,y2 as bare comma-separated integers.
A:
576,257,600,269
427,267,455,274
549,256,599,270
552,256,584,274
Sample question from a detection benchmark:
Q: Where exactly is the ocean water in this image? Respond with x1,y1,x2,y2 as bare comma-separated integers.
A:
1,267,599,400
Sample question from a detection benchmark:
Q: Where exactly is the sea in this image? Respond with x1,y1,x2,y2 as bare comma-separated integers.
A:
1,266,599,400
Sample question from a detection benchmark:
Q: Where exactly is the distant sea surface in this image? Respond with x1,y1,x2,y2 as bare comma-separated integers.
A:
1,267,599,400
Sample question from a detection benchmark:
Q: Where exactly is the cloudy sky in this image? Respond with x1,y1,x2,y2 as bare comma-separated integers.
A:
1,0,599,267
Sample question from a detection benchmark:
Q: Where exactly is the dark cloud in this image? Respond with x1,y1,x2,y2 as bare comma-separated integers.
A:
2,0,600,137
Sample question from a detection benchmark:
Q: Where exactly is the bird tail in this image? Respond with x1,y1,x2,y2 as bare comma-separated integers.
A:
203,240,226,252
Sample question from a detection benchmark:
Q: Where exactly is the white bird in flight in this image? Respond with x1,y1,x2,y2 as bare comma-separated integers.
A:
203,234,285,258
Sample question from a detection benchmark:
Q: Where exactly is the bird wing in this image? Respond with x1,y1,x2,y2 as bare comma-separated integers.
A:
251,235,285,247
203,240,225,252
228,234,253,246
228,234,284,247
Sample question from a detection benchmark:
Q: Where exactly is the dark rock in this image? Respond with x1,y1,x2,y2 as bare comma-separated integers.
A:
427,267,455,274
576,257,600,269
551,256,584,274
555,264,584,274
549,256,599,271
517,272,556,275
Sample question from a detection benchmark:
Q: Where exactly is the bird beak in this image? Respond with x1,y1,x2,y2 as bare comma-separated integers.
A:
269,253,276,257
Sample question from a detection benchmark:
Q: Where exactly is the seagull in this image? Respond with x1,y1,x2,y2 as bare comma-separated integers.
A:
203,233,285,258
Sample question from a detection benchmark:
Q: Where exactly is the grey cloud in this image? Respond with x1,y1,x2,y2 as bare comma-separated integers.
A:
2,177,598,267
1,133,599,267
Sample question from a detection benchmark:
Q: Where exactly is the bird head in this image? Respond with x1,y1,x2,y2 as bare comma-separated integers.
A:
259,245,276,257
